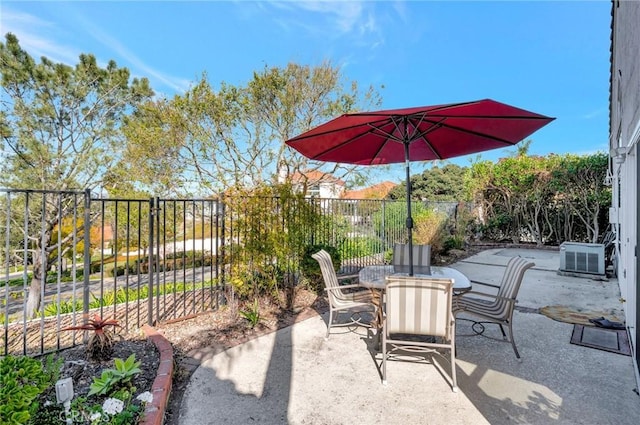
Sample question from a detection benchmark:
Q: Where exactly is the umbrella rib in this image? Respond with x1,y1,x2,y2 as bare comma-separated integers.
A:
416,116,546,146
296,118,398,163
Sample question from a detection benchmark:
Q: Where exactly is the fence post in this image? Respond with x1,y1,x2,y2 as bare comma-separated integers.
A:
147,197,155,325
219,195,226,303
83,189,91,326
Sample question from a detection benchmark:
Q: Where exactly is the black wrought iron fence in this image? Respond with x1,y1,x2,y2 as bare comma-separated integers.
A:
1,188,458,356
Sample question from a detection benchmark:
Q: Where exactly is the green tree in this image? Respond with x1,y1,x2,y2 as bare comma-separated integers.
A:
0,33,153,317
387,163,468,201
465,152,610,245
119,61,383,195
552,153,610,243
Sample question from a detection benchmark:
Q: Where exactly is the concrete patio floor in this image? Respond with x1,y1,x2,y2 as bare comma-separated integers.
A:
177,248,640,424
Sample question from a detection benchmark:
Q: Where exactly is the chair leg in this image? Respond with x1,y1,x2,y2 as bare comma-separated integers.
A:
508,322,521,359
382,334,387,385
326,309,334,339
450,338,458,393
498,324,508,340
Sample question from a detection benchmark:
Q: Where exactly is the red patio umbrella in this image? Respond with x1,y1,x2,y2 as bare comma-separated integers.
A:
285,99,555,274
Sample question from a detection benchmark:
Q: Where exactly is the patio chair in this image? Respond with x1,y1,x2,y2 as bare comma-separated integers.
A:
392,243,431,274
381,275,457,391
453,256,535,359
311,250,377,339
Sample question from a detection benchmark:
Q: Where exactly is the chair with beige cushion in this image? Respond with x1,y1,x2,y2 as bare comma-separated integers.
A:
381,275,457,391
312,250,377,339
392,243,431,275
453,256,534,359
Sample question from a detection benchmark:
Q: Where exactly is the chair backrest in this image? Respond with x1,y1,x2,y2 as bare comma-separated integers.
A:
384,275,454,338
392,243,431,274
493,256,535,316
311,250,341,301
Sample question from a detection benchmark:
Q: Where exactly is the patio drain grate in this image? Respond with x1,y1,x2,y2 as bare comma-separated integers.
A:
570,324,631,356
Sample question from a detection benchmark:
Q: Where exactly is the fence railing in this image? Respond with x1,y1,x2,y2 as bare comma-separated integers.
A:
1,188,459,356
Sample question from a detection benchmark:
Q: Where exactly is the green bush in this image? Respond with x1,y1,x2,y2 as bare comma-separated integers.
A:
340,236,380,260
412,209,449,255
300,244,341,293
0,355,60,424
443,236,465,253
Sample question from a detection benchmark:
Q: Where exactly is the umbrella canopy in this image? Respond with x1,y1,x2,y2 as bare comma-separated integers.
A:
285,99,555,274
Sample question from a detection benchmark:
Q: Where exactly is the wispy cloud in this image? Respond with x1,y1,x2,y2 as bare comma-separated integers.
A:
1,6,191,94
266,0,385,50
1,8,79,64
583,108,606,120
67,8,192,93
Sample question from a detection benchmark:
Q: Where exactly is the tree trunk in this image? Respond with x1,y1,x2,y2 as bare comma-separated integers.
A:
26,252,48,319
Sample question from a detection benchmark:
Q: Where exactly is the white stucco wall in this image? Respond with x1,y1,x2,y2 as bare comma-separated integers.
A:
610,0,640,376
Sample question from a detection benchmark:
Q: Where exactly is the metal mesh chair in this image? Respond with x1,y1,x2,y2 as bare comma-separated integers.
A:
453,256,535,358
312,250,377,339
381,275,457,391
392,243,432,274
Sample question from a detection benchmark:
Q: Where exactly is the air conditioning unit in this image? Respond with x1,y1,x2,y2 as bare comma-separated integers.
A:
559,242,605,275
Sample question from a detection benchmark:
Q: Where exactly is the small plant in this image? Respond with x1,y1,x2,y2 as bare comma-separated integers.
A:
62,314,121,361
239,299,261,328
0,355,55,424
88,354,142,397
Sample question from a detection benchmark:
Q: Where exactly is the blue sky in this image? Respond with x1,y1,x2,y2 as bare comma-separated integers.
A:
1,1,611,184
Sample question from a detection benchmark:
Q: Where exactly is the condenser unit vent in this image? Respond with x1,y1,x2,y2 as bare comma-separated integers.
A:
559,242,605,275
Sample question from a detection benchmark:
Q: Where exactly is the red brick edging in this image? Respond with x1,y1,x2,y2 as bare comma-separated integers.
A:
139,324,174,425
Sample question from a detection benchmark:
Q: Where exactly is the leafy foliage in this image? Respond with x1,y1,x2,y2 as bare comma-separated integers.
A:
0,33,153,318
0,355,59,424
118,62,382,194
386,164,468,201
465,152,610,244
88,354,142,396
239,299,261,328
62,315,121,361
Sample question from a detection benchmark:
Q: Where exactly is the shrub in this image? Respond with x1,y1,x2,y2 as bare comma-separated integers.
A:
0,355,59,424
443,235,465,253
412,209,449,255
340,236,380,260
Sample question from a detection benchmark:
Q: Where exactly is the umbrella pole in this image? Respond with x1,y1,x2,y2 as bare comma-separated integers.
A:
404,139,414,276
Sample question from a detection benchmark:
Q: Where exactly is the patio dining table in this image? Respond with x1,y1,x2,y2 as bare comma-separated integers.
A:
358,265,472,332
358,265,472,293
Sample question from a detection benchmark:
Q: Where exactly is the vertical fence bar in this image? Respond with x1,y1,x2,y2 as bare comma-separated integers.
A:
21,192,29,355
218,197,224,308
172,201,177,320
83,189,91,329
55,194,62,351
38,193,47,354
112,201,119,319
155,197,161,323
2,192,11,356
70,194,78,343
124,201,131,331
147,197,155,326
99,200,105,318
136,201,142,328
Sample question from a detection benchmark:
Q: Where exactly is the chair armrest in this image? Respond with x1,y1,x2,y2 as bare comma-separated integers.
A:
458,291,517,303
469,280,501,290
324,283,367,292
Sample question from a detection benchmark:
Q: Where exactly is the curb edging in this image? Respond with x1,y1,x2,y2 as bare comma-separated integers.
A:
139,324,174,425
